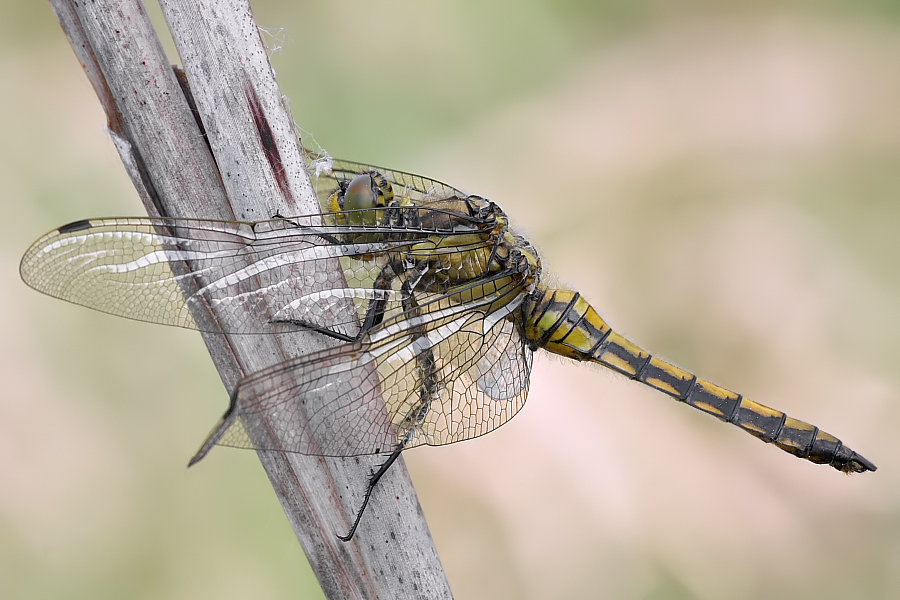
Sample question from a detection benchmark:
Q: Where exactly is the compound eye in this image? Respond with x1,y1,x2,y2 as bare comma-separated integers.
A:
343,174,376,210
342,174,379,225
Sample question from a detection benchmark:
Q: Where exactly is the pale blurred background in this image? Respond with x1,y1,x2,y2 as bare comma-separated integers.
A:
2,1,899,598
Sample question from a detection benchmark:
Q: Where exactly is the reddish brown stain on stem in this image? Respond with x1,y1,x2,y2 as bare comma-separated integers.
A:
243,77,294,205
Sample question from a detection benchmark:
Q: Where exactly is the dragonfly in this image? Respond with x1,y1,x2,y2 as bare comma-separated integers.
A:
20,156,877,540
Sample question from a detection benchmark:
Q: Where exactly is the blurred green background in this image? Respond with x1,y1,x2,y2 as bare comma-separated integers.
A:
2,1,899,598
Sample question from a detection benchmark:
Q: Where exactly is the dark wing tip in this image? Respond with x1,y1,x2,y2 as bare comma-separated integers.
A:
188,417,231,467
57,219,93,234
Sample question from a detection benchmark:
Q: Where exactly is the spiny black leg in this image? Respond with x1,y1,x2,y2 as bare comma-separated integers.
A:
269,319,359,342
269,212,342,244
306,257,404,342
354,258,404,338
356,294,387,338
271,258,403,341
337,443,405,542
336,262,430,542
336,261,431,541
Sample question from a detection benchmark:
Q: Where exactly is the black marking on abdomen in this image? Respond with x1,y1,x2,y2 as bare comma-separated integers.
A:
537,291,580,348
684,382,741,420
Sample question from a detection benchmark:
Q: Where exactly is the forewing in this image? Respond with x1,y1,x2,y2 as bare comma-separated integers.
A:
22,198,496,340
19,216,412,337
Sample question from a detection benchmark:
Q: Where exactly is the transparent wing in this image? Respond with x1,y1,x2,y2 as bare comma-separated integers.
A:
213,277,533,457
307,155,468,209
20,211,495,338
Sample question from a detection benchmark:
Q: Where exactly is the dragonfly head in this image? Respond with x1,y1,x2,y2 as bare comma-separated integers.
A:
332,171,395,226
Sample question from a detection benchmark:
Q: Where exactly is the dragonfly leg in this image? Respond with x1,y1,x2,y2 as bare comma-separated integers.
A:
338,261,434,541
353,258,405,339
268,320,359,342
338,442,406,542
269,212,342,244
269,258,404,341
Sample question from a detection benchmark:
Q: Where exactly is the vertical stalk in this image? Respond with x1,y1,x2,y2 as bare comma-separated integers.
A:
48,1,452,597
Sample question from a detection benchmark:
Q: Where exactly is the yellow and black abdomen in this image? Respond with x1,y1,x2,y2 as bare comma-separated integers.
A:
523,286,876,474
